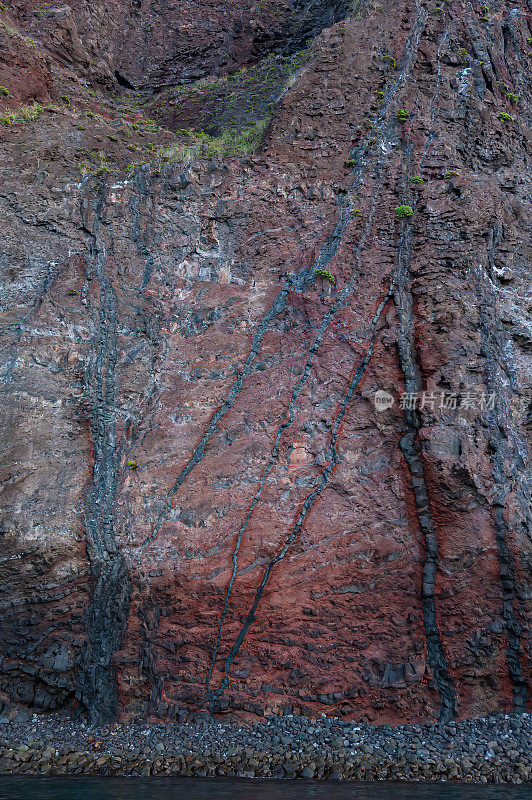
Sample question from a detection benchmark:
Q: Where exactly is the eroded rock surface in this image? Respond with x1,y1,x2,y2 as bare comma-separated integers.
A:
0,0,530,727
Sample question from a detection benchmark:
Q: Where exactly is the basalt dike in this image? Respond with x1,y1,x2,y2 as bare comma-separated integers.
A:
0,0,530,728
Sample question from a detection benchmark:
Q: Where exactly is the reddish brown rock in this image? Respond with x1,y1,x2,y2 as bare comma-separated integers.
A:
0,0,530,727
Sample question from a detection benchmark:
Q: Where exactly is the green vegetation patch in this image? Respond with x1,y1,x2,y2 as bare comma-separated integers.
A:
314,267,335,284
0,102,45,126
394,204,414,219
395,108,410,122
154,118,270,165
144,48,310,145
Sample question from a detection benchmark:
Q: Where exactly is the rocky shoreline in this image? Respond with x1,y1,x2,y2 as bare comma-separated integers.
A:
0,712,530,782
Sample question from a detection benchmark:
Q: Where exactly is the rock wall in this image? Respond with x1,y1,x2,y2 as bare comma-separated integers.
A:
0,0,530,726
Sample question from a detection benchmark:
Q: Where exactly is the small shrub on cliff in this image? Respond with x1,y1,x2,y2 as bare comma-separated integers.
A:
382,54,396,67
315,267,336,284
443,170,460,178
394,204,414,219
0,86,9,96
350,208,362,215
457,48,468,62
411,175,424,183
0,111,16,126
127,460,139,469
375,90,385,99
498,112,513,123
395,108,410,122
505,92,518,104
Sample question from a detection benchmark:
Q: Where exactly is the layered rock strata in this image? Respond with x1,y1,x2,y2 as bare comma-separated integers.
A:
0,0,530,726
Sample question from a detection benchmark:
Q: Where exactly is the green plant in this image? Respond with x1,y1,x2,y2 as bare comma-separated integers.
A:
315,267,335,284
61,94,70,105
411,175,424,183
395,108,410,122
480,15,489,21
394,204,414,219
350,208,362,215
375,90,385,99
0,111,16,126
457,48,468,62
382,54,396,67
108,134,118,141
345,159,357,166
527,37,532,43
506,92,517,103
498,112,513,122
481,3,488,10
126,460,139,469
0,86,9,96
0,3,6,11
0,102,44,125
19,103,43,120
443,170,460,178
66,289,79,296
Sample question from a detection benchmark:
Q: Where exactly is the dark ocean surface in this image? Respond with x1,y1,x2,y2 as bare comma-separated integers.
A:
0,777,530,800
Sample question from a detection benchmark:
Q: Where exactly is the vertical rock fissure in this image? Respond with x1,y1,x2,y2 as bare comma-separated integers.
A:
393,156,456,722
476,265,528,710
205,286,393,707
129,169,155,293
78,190,131,725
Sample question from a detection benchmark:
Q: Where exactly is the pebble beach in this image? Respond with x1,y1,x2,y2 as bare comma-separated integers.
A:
0,712,530,783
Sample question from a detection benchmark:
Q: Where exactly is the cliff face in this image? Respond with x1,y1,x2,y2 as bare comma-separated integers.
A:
0,0,530,727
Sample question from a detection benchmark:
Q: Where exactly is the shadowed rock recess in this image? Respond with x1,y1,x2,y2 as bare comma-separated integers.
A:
0,0,530,731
